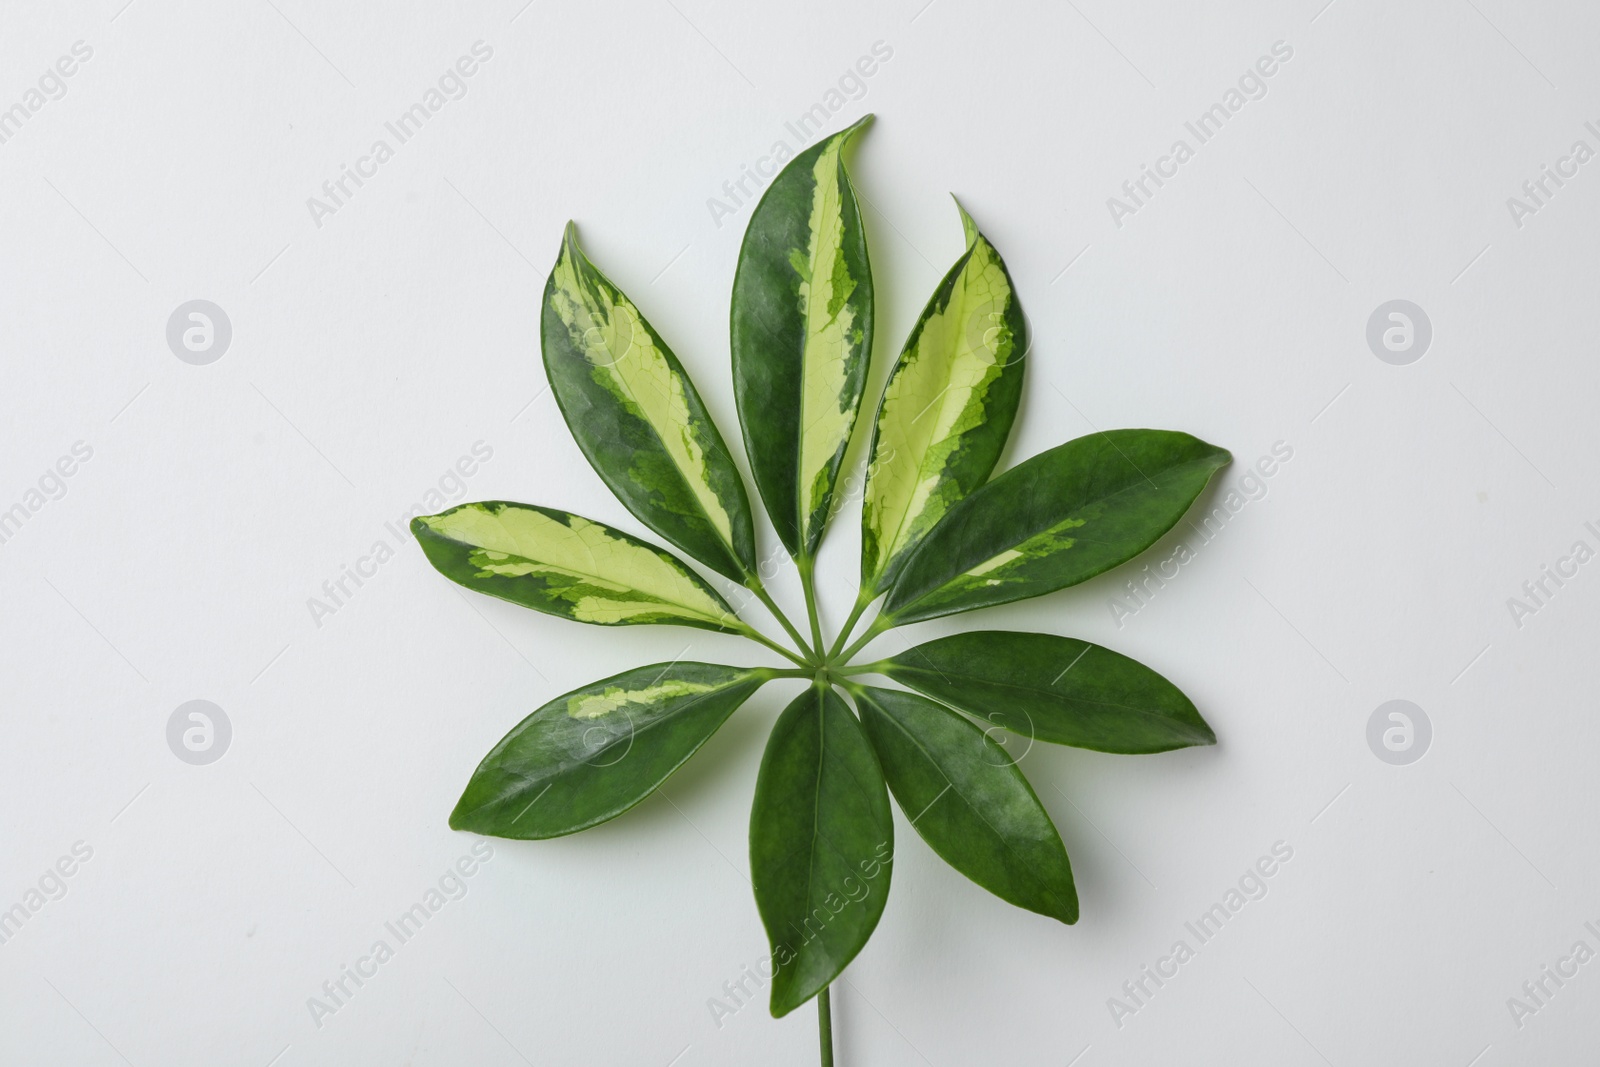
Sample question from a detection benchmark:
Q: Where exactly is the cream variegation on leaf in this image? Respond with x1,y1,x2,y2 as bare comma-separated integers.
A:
731,116,874,559
860,200,1027,595
412,501,741,632
543,225,757,583
451,662,769,839
408,118,1233,1039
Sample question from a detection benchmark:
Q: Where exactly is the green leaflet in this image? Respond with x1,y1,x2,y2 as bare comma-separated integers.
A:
882,430,1231,626
860,200,1026,594
853,685,1077,923
412,501,741,633
878,631,1215,754
451,663,767,839
750,685,893,1016
544,224,757,582
732,117,875,558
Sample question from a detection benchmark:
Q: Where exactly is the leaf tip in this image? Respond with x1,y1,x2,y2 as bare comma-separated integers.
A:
1045,882,1081,925
448,791,498,836
559,220,583,261
829,114,874,160
951,194,978,247
1036,886,1080,926
767,986,807,1019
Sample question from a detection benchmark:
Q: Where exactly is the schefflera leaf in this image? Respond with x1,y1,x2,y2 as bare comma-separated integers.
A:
750,685,893,1017
853,685,1077,923
412,501,741,633
877,631,1215,754
544,224,757,582
451,662,768,838
860,200,1026,596
731,116,874,559
882,430,1231,626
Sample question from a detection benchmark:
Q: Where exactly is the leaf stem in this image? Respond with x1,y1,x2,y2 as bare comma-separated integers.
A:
832,661,883,677
825,588,874,661
818,986,834,1067
748,578,817,662
836,616,890,665
737,624,812,668
798,557,826,662
759,667,819,680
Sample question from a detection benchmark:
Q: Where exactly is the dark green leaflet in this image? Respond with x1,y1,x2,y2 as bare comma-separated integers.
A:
883,429,1231,625
854,685,1077,923
878,631,1215,754
451,663,767,839
749,685,893,1016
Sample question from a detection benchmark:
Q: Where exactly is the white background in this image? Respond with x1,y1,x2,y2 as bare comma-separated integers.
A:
2,0,1597,1063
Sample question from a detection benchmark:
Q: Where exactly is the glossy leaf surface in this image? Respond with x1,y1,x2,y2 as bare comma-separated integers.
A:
413,501,740,632
544,224,757,581
860,201,1026,594
854,685,1076,923
879,631,1214,753
883,430,1230,625
451,663,765,839
731,117,874,558
750,685,893,1016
